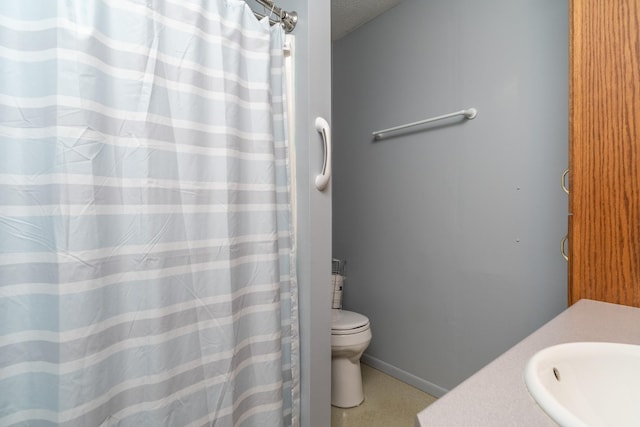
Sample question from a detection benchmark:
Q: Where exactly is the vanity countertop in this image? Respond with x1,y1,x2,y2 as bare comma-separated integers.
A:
415,299,640,426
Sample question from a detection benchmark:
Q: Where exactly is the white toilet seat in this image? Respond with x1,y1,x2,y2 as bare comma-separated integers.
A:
332,309,370,335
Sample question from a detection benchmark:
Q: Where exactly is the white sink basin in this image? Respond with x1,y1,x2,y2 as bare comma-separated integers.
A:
524,342,640,427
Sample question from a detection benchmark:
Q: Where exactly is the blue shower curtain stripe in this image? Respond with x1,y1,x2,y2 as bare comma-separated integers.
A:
0,56,274,113
0,214,284,258
0,317,283,382
0,122,278,154
0,232,286,265
0,186,283,208
0,0,298,425
0,1,272,58
0,203,290,217
0,173,281,191
0,97,275,141
0,252,281,296
0,137,278,166
0,285,280,343
0,43,271,96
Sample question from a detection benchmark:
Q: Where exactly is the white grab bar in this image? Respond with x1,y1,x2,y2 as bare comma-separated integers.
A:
315,117,331,191
372,107,477,140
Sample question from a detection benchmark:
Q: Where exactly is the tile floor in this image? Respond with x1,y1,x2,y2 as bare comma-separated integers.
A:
331,364,438,427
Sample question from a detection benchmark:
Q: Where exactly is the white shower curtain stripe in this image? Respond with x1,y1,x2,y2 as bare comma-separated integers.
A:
0,203,290,217
1,252,281,297
0,215,283,262
0,34,272,94
0,173,279,191
13,288,284,343
0,48,274,110
0,136,281,171
0,232,284,266
0,14,275,80
0,45,271,97
98,0,272,51
0,0,298,425
1,309,284,373
0,132,276,159
0,232,285,266
0,2,273,58
0,285,279,347
3,297,283,357
102,352,284,414
0,95,275,141
0,335,282,398
0,125,279,156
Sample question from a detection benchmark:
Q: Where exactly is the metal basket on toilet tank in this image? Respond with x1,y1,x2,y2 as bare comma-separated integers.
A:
331,258,346,309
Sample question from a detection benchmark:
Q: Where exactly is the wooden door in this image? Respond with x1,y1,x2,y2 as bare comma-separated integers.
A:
569,0,640,306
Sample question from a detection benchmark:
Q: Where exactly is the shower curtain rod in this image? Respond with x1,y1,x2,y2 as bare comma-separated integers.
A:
251,0,297,33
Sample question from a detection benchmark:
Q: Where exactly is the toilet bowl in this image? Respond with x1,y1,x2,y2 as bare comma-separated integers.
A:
331,309,372,408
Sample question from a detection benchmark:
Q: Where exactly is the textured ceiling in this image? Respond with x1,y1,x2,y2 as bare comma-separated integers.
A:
331,0,404,41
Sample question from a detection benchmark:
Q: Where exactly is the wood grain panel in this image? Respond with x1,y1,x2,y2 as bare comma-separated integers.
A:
569,0,640,306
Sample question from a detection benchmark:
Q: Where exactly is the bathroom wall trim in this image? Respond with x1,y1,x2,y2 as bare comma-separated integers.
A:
361,353,448,398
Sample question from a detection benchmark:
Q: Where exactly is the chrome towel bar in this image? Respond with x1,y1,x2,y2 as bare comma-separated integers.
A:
372,107,477,140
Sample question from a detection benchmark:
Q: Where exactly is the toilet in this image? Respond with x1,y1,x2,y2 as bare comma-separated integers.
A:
331,308,372,408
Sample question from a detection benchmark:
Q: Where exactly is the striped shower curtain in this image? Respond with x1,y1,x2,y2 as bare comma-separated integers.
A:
0,1,298,426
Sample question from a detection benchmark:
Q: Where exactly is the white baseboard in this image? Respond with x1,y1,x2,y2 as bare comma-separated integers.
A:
361,353,449,398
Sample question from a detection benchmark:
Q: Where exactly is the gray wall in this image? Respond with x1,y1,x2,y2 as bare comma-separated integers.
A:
332,0,568,394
